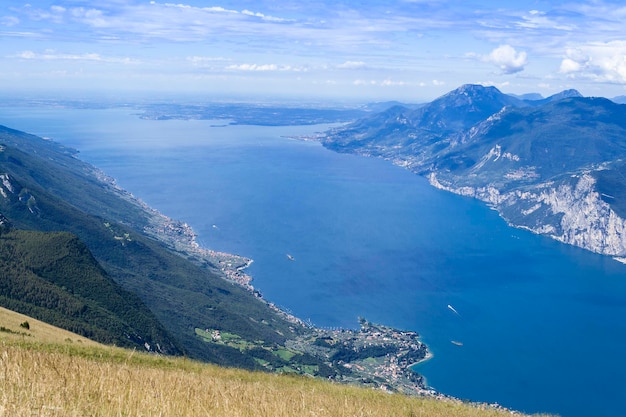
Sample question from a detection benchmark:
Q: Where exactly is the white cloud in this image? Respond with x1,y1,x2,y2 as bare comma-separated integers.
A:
559,41,626,84
516,9,576,31
559,58,581,74
227,63,278,71
352,78,407,87
14,2,295,44
381,79,406,87
484,45,527,74
353,79,375,86
16,50,36,59
187,56,229,67
159,3,289,22
337,61,367,69
1,15,20,26
240,9,291,22
6,1,626,99
225,63,307,72
14,50,138,64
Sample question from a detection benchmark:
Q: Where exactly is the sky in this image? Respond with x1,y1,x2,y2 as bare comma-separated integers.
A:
2,0,626,102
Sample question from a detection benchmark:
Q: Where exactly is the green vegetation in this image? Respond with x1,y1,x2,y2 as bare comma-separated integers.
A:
323,88,626,195
322,85,626,257
0,228,179,353
0,122,434,393
0,326,29,337
0,125,306,367
0,108,566,412
3,123,430,389
594,161,626,218
0,308,556,417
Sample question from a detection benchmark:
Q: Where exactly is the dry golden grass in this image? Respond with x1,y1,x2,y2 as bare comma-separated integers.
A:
0,308,556,417
0,307,102,347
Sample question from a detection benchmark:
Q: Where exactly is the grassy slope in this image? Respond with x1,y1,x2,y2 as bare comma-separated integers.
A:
0,306,103,346
0,307,556,417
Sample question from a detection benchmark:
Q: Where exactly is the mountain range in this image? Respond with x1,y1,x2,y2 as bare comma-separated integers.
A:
322,84,626,257
0,118,428,392
0,123,313,366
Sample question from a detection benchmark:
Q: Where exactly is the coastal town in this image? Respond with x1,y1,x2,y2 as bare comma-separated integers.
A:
109,176,434,395
288,318,433,395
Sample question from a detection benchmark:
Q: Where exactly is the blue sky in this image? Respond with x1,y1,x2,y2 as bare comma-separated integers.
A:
2,0,626,102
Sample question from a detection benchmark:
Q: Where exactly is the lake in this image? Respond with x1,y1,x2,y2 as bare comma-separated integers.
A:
1,106,625,417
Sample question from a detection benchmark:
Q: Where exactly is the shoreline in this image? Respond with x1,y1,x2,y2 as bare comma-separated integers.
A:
137,194,531,414
122,187,308,328
120,187,437,391
97,148,530,415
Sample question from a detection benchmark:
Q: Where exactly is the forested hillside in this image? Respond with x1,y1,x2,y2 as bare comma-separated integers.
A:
0,227,179,352
0,123,305,367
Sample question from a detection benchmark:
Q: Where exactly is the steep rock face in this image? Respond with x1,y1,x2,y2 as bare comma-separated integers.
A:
0,173,41,215
510,174,626,255
323,85,626,257
430,172,626,256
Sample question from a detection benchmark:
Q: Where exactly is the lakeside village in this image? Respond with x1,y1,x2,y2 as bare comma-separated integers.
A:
287,319,432,395
111,177,520,413
144,208,435,390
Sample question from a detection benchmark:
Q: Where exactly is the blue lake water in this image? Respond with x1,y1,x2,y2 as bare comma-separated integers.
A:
2,107,626,417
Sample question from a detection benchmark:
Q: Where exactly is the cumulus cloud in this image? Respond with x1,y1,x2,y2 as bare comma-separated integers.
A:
559,58,581,73
559,41,626,83
484,44,527,74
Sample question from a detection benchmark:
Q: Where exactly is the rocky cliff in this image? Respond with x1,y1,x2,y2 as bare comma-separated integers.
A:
322,85,626,257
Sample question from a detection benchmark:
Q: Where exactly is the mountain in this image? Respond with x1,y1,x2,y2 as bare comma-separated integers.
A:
0,123,306,367
324,84,527,163
509,92,544,101
409,84,527,132
612,95,626,104
322,84,626,257
0,227,180,352
361,100,424,112
523,89,583,106
0,119,429,391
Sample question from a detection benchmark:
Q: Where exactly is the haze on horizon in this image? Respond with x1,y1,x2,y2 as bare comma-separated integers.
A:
2,0,626,103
